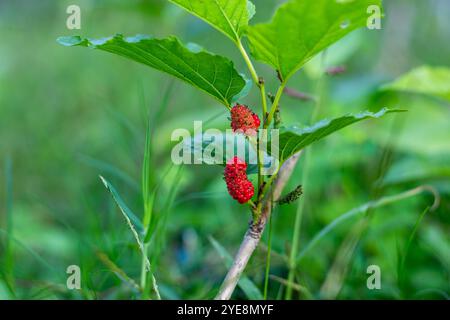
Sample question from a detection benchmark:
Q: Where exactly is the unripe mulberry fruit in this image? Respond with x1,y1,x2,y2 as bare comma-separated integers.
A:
224,156,254,204
230,104,260,136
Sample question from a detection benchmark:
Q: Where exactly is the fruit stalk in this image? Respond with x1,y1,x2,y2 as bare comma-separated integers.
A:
215,152,301,300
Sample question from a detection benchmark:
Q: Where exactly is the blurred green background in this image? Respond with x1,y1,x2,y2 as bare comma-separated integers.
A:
0,0,449,299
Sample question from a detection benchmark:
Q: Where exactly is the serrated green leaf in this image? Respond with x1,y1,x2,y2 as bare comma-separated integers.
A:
57,34,247,106
169,0,255,43
272,108,404,162
247,0,381,82
381,65,450,102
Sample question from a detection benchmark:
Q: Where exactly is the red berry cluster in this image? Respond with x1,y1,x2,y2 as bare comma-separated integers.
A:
224,156,254,204
230,104,260,136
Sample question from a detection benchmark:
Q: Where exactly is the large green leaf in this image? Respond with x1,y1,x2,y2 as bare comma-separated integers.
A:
247,0,381,82
169,0,255,43
179,131,275,174
271,108,403,162
381,65,450,102
57,34,247,106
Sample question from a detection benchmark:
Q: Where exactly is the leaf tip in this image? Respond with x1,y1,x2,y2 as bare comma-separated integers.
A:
99,175,108,187
57,35,84,47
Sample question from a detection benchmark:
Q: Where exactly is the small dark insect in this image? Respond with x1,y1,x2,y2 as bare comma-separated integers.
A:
278,185,303,205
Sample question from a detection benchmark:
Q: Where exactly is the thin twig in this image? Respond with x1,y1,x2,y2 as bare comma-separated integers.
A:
283,87,317,102
215,153,301,300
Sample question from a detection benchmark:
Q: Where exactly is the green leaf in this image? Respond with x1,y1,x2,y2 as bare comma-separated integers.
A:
99,176,144,234
399,206,431,280
57,34,247,106
183,131,275,174
209,236,263,300
169,0,255,43
247,0,381,82
381,65,450,102
272,108,403,162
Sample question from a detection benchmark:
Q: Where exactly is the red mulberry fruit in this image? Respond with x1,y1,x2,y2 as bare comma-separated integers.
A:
230,104,260,136
224,156,254,204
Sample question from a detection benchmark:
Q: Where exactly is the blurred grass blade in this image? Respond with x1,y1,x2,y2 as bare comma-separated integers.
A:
143,191,156,235
144,163,175,246
99,175,144,234
263,208,273,300
100,175,145,263
297,186,439,264
151,81,174,136
414,288,450,300
150,165,183,265
79,154,139,192
142,110,153,229
420,224,450,273
100,176,161,299
269,275,313,300
3,157,14,296
318,186,439,299
96,251,140,292
174,191,227,206
209,236,263,300
399,206,431,274
0,229,56,272
142,82,174,243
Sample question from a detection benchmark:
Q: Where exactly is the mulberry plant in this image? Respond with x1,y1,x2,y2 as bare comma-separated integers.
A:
58,0,402,300
224,156,255,204
230,104,261,136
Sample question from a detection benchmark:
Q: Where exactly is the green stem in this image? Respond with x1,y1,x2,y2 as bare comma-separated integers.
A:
247,199,256,208
265,82,286,129
260,80,268,116
140,242,149,296
259,162,282,202
285,152,309,299
263,213,273,299
236,40,267,193
237,40,259,86
257,134,263,190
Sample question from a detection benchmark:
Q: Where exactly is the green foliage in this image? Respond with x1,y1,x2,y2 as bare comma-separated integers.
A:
247,0,381,82
57,34,247,107
187,132,272,174
169,0,255,43
296,186,438,264
382,65,450,102
99,176,144,235
2,0,447,301
272,108,404,162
